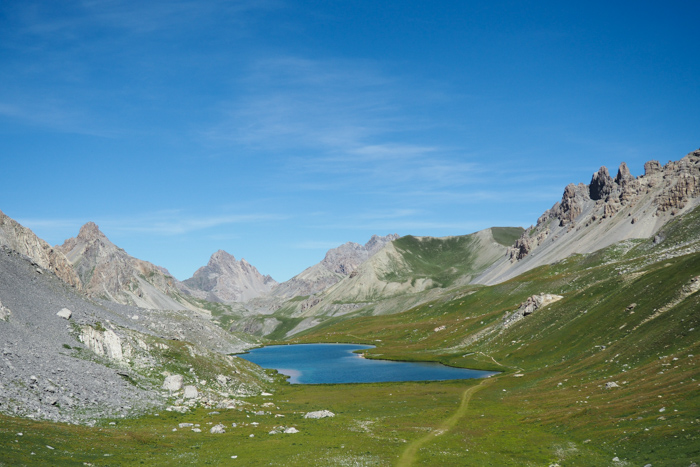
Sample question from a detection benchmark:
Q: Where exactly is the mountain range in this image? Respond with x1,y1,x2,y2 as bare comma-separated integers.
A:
0,148,698,464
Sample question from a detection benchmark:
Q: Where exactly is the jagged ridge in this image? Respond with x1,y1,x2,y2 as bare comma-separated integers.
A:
476,149,700,285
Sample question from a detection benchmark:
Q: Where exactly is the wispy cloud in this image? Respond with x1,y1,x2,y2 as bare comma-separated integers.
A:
18,209,287,238
204,56,401,152
0,99,118,137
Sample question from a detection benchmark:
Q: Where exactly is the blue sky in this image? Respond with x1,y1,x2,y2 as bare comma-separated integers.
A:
1,1,698,282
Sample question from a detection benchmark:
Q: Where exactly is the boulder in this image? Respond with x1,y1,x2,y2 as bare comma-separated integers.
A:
162,375,184,391
304,410,335,419
56,308,72,320
183,385,199,399
284,427,299,434
210,424,226,434
216,374,229,386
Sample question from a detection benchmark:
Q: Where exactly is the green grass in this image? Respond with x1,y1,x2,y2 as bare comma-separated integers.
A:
382,234,497,288
491,227,525,247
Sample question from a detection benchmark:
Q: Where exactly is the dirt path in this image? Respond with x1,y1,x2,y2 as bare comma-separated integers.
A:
396,376,496,466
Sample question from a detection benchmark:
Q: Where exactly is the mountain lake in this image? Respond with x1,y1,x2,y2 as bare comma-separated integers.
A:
238,343,498,384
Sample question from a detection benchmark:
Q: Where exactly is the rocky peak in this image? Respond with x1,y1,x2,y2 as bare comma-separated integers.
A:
500,148,700,277
321,233,399,276
615,162,634,184
77,222,107,242
644,160,662,176
184,250,277,303
56,224,191,310
208,249,236,266
364,233,400,255
589,166,615,200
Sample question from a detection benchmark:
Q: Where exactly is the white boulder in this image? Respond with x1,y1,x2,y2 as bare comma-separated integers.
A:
304,410,335,419
183,385,199,399
162,375,184,391
210,424,226,434
56,308,72,320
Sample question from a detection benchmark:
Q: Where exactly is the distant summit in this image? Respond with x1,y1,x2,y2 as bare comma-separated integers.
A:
270,233,400,299
182,249,277,303
76,221,106,241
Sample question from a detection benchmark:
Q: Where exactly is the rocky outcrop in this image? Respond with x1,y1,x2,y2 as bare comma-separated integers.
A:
182,250,277,303
556,183,589,226
655,163,700,214
589,166,615,200
508,227,550,262
503,294,563,328
79,325,131,362
644,160,662,175
0,210,81,289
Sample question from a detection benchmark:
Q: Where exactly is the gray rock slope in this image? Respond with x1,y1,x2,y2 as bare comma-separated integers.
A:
0,245,160,424
182,249,277,303
475,149,700,285
0,243,266,425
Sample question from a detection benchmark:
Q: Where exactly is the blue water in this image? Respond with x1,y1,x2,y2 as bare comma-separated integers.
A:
238,343,497,384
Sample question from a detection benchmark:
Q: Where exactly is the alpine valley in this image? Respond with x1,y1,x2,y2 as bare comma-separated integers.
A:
1,149,699,466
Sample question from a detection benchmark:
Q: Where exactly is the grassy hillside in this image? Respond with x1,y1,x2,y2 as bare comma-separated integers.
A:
385,228,523,288
491,226,525,246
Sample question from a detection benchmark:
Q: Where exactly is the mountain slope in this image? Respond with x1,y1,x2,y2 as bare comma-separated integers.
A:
476,149,700,285
182,249,277,303
269,233,399,300
56,222,197,311
0,209,81,289
272,227,521,337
